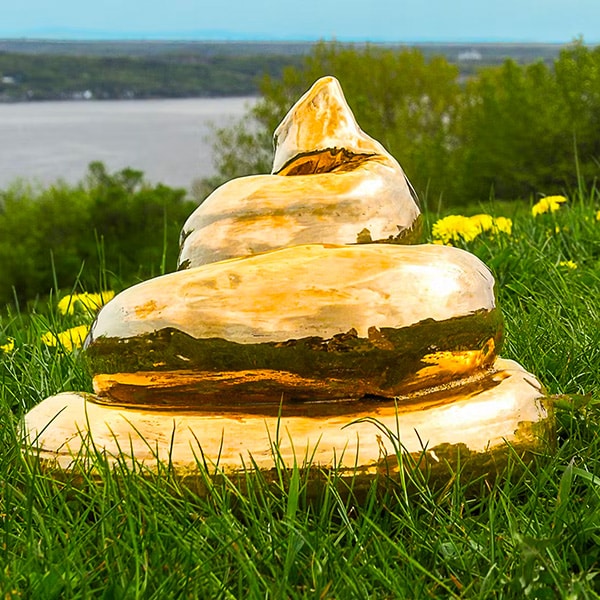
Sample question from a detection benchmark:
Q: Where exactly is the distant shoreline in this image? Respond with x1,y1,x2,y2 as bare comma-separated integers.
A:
0,38,577,54
0,93,259,104
0,39,578,103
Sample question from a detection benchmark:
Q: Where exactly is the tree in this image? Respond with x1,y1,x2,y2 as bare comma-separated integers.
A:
455,42,600,202
553,42,600,185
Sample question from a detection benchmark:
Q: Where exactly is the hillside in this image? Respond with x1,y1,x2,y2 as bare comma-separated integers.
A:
0,39,572,102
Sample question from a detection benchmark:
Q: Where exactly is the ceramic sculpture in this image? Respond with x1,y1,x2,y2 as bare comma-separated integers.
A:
23,77,551,478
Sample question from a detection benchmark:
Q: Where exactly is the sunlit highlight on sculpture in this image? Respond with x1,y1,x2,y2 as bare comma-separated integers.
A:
23,77,551,477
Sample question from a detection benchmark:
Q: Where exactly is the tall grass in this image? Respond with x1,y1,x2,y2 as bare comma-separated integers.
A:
1,190,599,598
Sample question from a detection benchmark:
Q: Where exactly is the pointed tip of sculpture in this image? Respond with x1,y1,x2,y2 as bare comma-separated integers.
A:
272,76,392,175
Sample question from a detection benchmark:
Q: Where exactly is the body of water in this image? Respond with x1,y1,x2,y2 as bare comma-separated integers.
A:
0,97,257,191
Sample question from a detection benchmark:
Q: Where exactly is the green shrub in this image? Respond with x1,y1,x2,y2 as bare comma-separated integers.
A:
0,162,196,306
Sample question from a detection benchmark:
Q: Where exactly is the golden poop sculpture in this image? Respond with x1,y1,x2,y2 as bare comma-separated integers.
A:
23,77,551,478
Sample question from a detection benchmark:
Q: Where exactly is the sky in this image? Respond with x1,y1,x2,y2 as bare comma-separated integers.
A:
2,0,600,44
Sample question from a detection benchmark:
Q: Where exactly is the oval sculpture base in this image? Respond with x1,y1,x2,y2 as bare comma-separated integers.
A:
23,358,551,482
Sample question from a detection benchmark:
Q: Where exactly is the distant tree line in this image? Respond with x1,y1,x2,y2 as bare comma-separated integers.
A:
0,41,568,103
203,40,600,207
0,52,305,101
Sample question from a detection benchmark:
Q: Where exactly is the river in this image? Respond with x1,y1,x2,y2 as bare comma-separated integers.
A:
0,97,257,191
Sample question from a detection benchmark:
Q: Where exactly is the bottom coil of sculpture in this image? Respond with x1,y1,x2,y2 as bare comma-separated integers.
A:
24,358,550,477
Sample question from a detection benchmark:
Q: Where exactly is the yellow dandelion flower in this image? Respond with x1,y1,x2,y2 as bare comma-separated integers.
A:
469,214,513,236
558,260,578,270
57,291,115,315
432,214,512,245
532,195,567,217
57,295,75,315
431,215,481,244
596,209,600,221
491,216,512,235
1,337,15,353
78,291,115,312
41,325,90,351
469,214,495,232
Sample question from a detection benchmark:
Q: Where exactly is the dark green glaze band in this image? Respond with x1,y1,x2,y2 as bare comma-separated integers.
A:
85,309,503,409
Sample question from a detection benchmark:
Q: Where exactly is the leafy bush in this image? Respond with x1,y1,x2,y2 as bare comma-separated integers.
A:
0,162,196,306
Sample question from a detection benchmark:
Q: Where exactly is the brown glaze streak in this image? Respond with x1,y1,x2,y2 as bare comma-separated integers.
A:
274,148,377,176
91,365,505,416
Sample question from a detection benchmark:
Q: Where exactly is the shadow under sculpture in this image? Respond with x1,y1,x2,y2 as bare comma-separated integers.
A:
23,76,552,479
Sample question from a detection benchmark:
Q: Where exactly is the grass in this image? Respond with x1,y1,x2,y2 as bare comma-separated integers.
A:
1,189,600,598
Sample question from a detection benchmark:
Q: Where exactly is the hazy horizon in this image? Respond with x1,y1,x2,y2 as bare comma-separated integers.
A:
3,0,600,45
